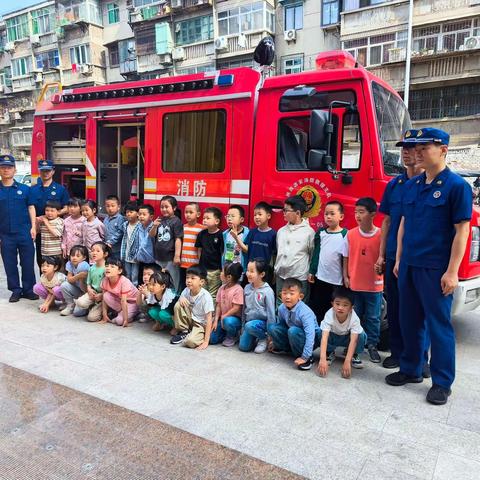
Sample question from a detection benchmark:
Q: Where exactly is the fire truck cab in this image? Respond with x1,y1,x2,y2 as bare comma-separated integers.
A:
31,50,480,316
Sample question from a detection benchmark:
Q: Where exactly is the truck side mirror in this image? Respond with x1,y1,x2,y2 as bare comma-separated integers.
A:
309,109,329,149
308,149,327,170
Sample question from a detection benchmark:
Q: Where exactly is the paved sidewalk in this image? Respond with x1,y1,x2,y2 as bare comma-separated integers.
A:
1,283,480,479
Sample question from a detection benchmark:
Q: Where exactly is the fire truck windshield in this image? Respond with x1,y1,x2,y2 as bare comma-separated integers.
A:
372,81,412,176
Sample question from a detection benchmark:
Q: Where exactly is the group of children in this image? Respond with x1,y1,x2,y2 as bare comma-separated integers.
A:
31,192,386,378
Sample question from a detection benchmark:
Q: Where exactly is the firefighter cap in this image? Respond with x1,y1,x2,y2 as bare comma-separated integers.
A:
395,129,418,147
0,154,16,167
414,128,450,146
38,159,55,170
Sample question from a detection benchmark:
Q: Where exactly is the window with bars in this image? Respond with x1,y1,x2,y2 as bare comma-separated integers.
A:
11,130,32,146
107,3,120,24
11,57,32,77
32,8,55,34
410,84,480,120
6,15,29,42
36,50,60,70
175,15,213,45
283,56,303,74
135,24,156,55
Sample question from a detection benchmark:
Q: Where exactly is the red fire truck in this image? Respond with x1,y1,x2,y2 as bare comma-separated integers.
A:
31,50,480,316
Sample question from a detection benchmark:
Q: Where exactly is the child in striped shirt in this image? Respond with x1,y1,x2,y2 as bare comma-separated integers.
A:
180,202,205,290
40,200,65,265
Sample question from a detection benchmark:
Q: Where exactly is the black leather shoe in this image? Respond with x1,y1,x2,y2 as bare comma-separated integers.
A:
426,384,451,405
385,371,423,386
22,292,39,300
9,293,21,303
382,355,399,369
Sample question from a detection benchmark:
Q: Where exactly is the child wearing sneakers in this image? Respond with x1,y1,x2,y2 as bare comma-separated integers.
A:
238,259,276,353
342,197,383,364
268,277,319,370
308,200,347,321
171,265,215,350
317,287,367,379
209,262,244,346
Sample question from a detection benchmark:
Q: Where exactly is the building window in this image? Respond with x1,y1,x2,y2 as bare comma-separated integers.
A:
36,50,60,70
6,15,29,42
11,130,33,146
57,0,102,26
175,15,213,46
344,0,382,10
218,2,273,36
11,57,31,77
70,44,90,65
163,110,226,173
284,2,303,30
119,38,136,63
283,56,303,74
31,8,55,34
410,84,480,120
176,64,215,75
133,0,156,5
107,3,120,24
322,0,340,26
108,43,119,67
135,24,156,55
217,56,253,69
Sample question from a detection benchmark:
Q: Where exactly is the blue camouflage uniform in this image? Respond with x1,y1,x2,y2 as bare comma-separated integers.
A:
397,129,472,390
0,155,36,297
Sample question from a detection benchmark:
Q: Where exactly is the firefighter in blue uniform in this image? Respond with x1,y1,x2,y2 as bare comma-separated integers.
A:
377,129,430,376
31,159,69,267
0,155,38,302
386,128,472,405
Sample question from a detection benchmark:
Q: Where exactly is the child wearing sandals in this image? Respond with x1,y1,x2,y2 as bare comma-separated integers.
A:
33,256,66,313
209,262,244,346
74,242,110,321
239,258,276,354
139,270,178,334
101,258,139,327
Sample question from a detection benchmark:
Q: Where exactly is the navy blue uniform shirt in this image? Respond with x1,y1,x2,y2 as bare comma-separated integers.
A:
31,179,69,216
0,181,34,234
401,168,472,270
379,172,409,261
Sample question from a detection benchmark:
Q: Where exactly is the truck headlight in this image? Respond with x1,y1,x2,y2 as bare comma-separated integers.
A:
470,226,480,263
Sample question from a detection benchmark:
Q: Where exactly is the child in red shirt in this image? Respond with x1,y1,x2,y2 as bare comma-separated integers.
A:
342,197,383,364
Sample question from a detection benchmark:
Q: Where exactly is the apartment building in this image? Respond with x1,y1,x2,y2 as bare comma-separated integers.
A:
275,0,340,75
341,0,480,150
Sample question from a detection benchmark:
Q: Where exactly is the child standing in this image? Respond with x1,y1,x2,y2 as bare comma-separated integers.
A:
103,195,125,258
195,207,224,302
150,195,183,293
268,277,319,370
135,263,158,322
231,202,277,265
40,200,65,265
209,262,244,346
60,245,90,316
317,287,367,378
239,259,276,353
33,256,66,313
120,202,141,286
62,198,85,259
222,205,249,270
75,242,110,321
180,202,205,289
141,270,178,333
308,201,348,321
274,195,315,304
171,266,215,349
342,197,383,363
136,204,156,270
101,258,139,327
81,200,106,251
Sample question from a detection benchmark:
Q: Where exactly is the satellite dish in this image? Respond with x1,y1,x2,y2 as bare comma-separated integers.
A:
254,36,275,67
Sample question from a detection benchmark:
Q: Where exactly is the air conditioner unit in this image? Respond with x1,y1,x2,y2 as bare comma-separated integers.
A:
284,29,296,42
4,42,15,52
34,72,43,83
158,53,172,65
130,9,143,22
78,64,93,75
30,34,41,46
171,0,183,8
172,47,185,61
463,36,480,50
214,36,228,51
